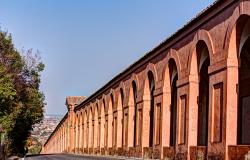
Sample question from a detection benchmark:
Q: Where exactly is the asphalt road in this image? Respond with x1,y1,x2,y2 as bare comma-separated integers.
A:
24,154,127,160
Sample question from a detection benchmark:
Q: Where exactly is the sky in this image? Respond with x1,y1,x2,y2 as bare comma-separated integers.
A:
0,0,215,115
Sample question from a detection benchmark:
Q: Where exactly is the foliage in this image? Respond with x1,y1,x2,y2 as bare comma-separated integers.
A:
26,137,42,155
0,30,45,157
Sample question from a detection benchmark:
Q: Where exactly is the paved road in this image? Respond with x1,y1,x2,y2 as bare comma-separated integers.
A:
24,154,127,160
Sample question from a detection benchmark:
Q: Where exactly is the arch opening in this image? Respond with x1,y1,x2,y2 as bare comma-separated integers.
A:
118,88,125,147
75,114,79,149
84,110,87,149
169,59,178,147
94,104,99,149
227,15,250,145
196,41,210,146
131,81,138,147
148,71,155,147
103,99,108,149
238,27,250,145
89,108,93,148
110,94,117,148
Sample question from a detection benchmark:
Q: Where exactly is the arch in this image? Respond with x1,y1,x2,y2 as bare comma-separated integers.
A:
143,64,158,100
101,96,106,117
165,59,179,147
128,80,138,147
225,12,250,145
163,49,181,90
146,63,158,83
109,89,116,111
110,92,115,111
114,87,124,149
117,88,124,110
148,71,156,147
89,104,94,121
224,0,250,59
197,42,210,146
95,103,99,120
188,38,211,147
227,15,250,59
190,40,211,76
229,14,250,145
130,73,140,92
143,70,156,147
188,30,214,73
128,80,138,106
117,82,125,110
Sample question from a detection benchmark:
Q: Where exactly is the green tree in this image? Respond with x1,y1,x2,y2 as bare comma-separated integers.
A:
0,30,45,157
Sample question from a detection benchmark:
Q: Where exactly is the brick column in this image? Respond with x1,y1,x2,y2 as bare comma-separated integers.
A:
66,96,86,153
127,105,135,148
142,95,150,149
108,111,113,149
187,75,199,156
83,114,87,150
161,87,171,148
94,113,98,150
225,60,238,159
116,108,123,148
88,114,93,151
100,114,105,150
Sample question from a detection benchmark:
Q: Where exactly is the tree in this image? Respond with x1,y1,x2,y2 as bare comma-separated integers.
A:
0,30,45,157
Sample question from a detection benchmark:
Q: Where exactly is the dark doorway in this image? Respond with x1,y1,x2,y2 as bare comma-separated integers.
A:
170,75,178,147
132,81,138,147
197,45,210,146
148,72,155,147
238,37,250,145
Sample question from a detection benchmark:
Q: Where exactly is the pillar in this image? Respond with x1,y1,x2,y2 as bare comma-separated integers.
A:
142,95,151,148
127,105,135,148
117,108,123,148
108,111,113,149
66,96,86,153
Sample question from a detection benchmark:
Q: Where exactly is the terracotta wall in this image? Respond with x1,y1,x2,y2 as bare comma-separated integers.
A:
43,0,250,159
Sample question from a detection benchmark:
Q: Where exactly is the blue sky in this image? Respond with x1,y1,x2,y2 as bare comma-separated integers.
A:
0,0,214,115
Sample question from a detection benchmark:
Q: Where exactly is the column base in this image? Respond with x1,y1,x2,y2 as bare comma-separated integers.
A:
117,147,124,156
190,146,207,160
143,147,161,159
101,147,106,155
89,148,93,154
78,148,83,154
83,148,88,154
108,147,114,155
94,148,100,155
163,147,175,159
128,147,142,158
228,145,250,160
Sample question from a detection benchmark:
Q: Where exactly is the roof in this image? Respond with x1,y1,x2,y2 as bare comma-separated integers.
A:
43,113,68,146
75,0,233,111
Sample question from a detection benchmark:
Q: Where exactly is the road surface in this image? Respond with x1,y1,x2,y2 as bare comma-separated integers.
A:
24,154,128,160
